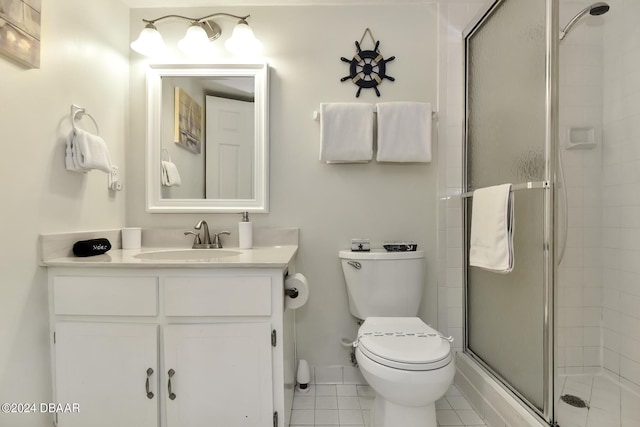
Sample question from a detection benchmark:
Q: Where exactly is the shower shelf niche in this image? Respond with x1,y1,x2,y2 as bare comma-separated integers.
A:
565,126,597,150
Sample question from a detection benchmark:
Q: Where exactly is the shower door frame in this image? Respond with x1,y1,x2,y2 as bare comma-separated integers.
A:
461,0,559,425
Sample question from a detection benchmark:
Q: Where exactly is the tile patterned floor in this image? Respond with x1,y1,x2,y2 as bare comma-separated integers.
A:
556,374,640,427
289,384,486,426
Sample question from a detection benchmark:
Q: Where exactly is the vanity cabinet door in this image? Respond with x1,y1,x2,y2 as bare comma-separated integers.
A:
54,322,158,427
164,323,273,427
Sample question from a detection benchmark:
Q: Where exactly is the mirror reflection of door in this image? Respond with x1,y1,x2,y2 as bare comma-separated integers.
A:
205,96,255,199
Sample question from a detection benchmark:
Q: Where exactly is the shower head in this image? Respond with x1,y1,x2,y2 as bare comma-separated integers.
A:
560,2,610,40
589,2,610,16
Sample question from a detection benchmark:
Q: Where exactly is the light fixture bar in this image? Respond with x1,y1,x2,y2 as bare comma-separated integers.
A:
131,12,258,58
139,13,250,43
195,13,250,24
142,13,250,26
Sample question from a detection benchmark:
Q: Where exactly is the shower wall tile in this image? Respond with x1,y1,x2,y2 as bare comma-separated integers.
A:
447,287,463,308
584,327,601,346
583,308,602,327
437,2,482,355
620,357,640,386
619,337,640,364
558,0,605,372
584,347,602,366
447,267,463,288
601,0,640,389
604,348,620,374
583,287,602,307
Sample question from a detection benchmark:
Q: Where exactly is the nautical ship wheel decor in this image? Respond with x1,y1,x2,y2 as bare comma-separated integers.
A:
340,28,395,97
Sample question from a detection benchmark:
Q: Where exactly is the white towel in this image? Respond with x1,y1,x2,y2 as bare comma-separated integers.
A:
65,131,89,173
469,184,514,273
66,128,112,173
376,102,432,162
319,103,373,163
161,160,182,187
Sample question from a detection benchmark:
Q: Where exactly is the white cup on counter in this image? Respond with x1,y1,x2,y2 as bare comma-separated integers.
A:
121,227,142,249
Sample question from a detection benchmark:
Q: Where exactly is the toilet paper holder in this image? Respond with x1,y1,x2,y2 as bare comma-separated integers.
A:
284,271,299,299
284,272,309,310
285,287,299,299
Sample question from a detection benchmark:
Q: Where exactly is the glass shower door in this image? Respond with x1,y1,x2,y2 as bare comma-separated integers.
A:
463,0,557,423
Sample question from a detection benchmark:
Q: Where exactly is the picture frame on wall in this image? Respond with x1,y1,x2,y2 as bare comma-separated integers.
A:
0,0,41,69
174,87,203,154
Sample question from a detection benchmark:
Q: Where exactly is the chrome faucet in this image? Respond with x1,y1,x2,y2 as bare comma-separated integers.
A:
184,220,230,249
194,220,212,246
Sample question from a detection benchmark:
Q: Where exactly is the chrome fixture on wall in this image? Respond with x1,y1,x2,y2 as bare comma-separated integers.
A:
130,13,262,57
559,2,610,40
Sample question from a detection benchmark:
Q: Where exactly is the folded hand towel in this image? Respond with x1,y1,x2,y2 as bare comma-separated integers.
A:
161,160,182,187
320,103,374,163
469,184,514,273
70,128,112,173
65,131,89,173
376,102,432,162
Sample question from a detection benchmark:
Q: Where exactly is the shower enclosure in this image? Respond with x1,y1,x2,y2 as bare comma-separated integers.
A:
462,0,640,426
463,0,556,422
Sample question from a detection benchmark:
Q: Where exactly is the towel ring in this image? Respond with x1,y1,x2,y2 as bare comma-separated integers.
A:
71,104,100,135
161,148,171,162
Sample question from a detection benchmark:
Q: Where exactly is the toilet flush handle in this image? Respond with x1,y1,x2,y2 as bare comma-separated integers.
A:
347,260,362,270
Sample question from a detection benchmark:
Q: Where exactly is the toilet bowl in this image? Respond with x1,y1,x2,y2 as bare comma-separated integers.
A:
339,250,455,427
355,317,455,427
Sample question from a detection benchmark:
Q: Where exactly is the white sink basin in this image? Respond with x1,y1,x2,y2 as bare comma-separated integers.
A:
133,249,241,261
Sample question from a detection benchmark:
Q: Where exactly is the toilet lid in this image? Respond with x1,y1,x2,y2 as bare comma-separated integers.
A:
357,317,452,371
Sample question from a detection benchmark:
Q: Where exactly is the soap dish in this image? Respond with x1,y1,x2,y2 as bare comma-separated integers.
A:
383,242,417,252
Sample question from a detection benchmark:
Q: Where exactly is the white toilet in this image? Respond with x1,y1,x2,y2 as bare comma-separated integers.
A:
340,249,455,427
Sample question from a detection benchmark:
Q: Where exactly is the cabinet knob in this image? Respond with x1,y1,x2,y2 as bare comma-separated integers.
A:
168,369,176,400
145,368,154,399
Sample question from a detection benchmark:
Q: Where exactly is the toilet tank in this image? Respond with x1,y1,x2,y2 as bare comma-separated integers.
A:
339,249,424,319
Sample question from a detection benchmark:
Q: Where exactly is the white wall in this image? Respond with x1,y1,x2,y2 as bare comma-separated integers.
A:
0,0,129,425
128,4,439,368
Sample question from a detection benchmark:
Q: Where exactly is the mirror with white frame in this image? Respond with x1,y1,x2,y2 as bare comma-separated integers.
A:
146,63,269,213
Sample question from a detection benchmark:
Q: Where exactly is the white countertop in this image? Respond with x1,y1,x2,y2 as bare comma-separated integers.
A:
43,245,298,269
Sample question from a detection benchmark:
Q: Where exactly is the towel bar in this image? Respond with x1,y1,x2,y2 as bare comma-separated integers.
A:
460,181,550,198
312,109,437,121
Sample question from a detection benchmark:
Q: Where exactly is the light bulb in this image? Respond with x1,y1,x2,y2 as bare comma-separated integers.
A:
225,21,263,57
178,23,210,56
130,24,166,57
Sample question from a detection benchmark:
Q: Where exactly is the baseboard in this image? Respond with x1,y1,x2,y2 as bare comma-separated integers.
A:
309,365,367,385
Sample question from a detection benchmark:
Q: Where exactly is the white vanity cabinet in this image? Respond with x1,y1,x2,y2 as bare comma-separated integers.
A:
54,321,159,427
164,323,273,426
47,267,293,427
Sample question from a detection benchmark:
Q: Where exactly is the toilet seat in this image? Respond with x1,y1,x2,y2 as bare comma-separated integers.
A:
357,317,452,371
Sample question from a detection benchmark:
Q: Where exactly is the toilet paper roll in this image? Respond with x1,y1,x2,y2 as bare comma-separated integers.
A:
285,273,309,310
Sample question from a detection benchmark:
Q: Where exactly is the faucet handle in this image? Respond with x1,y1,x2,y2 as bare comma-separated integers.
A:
184,231,201,248
212,231,231,249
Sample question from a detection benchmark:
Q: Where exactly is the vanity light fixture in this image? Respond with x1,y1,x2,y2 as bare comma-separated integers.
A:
130,13,262,57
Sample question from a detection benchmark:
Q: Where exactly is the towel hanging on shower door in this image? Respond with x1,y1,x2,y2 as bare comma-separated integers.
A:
469,183,514,273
